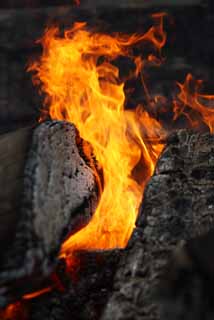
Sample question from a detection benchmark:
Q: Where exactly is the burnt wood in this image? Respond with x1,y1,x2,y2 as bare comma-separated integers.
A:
29,250,121,320
101,129,214,320
11,129,214,320
0,121,98,307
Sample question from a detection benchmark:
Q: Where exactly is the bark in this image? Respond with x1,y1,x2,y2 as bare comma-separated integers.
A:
101,129,214,320
2,130,214,320
0,121,98,307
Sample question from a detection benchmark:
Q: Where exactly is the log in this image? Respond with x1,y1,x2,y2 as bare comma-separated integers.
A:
9,128,214,320
101,129,214,320
0,121,98,307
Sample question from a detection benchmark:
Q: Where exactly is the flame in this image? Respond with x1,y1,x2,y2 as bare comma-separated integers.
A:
2,12,214,319
29,14,166,255
174,73,214,132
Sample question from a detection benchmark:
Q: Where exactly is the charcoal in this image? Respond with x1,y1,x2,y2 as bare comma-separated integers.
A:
101,129,214,320
0,121,98,307
29,250,121,320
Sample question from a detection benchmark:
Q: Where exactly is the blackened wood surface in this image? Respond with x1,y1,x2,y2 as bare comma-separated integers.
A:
0,121,98,308
29,250,121,320
101,130,214,320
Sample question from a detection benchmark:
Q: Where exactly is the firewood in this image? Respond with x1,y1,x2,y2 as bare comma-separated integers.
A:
101,129,214,320
19,129,214,320
0,121,98,307
29,250,122,320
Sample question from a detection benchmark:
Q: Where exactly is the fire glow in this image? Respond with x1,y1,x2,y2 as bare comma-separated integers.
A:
30,13,166,254
29,13,214,258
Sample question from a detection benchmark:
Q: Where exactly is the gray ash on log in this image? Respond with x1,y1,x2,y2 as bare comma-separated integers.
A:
0,121,98,307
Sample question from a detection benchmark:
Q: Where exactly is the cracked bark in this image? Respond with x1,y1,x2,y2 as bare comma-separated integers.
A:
0,121,98,307
101,129,214,320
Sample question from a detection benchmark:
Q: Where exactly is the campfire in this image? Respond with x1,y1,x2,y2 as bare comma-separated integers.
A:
0,1,214,319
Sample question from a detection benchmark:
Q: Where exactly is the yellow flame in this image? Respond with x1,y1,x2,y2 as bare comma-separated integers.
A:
29,15,166,255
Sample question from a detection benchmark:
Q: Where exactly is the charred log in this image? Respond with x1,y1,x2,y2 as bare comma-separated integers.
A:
0,121,98,307
29,250,121,320
101,129,214,320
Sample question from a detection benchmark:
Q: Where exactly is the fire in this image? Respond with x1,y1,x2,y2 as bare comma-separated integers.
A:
29,14,166,255
0,303,27,320
2,11,214,320
174,73,214,132
23,288,52,300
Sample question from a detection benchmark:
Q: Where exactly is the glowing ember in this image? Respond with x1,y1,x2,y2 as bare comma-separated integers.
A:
23,288,52,300
29,14,166,255
0,302,27,320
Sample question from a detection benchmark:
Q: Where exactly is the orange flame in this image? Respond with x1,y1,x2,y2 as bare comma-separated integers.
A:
29,14,166,255
174,73,214,132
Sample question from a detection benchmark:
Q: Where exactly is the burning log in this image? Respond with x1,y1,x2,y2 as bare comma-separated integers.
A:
0,121,98,307
8,128,214,320
29,250,121,320
101,129,214,320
